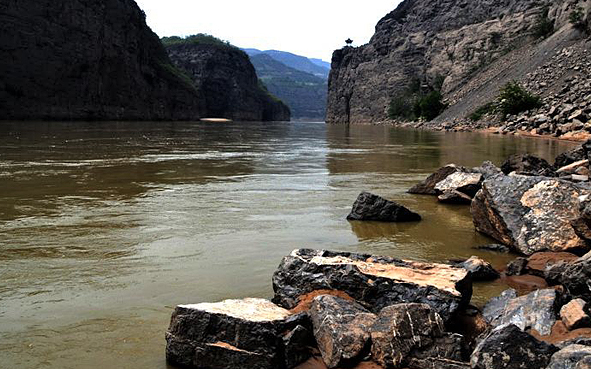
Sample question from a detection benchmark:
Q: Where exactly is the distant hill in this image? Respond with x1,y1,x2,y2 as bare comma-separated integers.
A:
250,54,327,120
241,48,330,79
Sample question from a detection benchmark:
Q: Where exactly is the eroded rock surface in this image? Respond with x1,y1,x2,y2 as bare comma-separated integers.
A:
458,256,499,282
272,249,472,322
347,192,421,222
470,324,558,369
370,303,465,369
435,172,482,198
547,344,591,369
408,165,462,195
501,154,556,177
471,174,590,255
547,253,591,302
561,299,591,331
309,295,376,368
166,298,311,369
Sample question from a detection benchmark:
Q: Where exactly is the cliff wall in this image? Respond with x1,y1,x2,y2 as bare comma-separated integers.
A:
166,43,290,121
326,0,586,124
0,0,205,120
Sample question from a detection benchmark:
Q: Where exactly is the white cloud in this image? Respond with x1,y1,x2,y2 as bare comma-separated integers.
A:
134,0,400,61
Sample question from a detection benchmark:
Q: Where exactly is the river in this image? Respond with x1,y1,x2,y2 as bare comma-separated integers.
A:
0,121,577,369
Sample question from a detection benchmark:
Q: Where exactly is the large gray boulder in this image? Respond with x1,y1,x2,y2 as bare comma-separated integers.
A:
272,249,472,322
482,288,559,336
370,303,466,369
347,192,421,222
501,154,556,177
408,165,462,195
547,344,591,369
309,295,376,368
471,174,590,255
435,172,483,198
470,324,558,369
165,298,311,369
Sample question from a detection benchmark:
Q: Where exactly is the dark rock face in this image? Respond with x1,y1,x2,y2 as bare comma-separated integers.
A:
470,324,558,369
547,344,591,369
0,0,204,120
501,154,556,177
370,303,465,369
482,288,560,336
471,174,590,255
272,249,472,322
309,295,376,368
347,192,421,222
408,165,460,195
546,253,591,302
165,298,311,369
474,244,510,253
555,146,588,170
572,196,591,242
166,43,290,121
438,190,473,204
458,256,499,281
506,257,528,276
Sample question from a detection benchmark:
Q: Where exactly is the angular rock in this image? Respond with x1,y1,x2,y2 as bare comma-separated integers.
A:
482,288,559,336
408,165,461,195
482,289,518,326
459,256,499,281
555,147,588,170
506,257,528,276
272,249,472,322
577,356,591,369
472,161,503,180
501,154,556,177
547,344,591,369
165,298,311,369
558,160,590,175
370,303,465,369
347,192,421,222
471,174,590,255
470,324,558,369
438,189,473,204
561,299,591,331
434,172,483,198
546,253,591,302
309,295,376,368
527,252,579,277
572,196,591,242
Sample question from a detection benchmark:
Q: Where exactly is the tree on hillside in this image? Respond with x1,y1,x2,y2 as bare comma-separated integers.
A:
345,38,353,46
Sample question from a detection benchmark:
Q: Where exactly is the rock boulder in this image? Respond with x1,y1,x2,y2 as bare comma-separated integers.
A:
561,299,591,331
165,298,311,369
408,165,462,195
471,174,590,255
434,172,483,198
501,154,556,177
272,249,472,322
347,192,421,222
547,344,591,369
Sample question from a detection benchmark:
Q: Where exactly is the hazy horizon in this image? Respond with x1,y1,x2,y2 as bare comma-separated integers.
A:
134,0,401,61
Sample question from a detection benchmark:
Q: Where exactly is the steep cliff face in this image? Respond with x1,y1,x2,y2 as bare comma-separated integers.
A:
166,43,290,121
0,0,205,120
326,0,571,124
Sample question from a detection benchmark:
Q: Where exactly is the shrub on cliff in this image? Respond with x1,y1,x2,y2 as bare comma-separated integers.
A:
415,91,447,121
533,6,554,39
161,34,245,55
388,76,447,121
497,81,541,119
570,7,587,30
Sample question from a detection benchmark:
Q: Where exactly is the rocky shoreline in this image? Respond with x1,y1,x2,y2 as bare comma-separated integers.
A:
165,139,591,369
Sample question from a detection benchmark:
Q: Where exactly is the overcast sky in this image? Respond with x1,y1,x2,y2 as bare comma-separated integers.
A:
134,0,400,62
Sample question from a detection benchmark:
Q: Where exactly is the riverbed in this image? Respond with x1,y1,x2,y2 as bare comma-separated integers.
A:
0,121,578,368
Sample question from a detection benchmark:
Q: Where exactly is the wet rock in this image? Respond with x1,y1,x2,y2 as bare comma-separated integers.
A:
370,303,465,369
347,192,421,222
547,344,591,369
482,288,559,336
561,299,591,331
165,298,311,369
434,172,483,198
458,256,499,281
438,189,473,204
408,165,461,195
482,289,517,327
471,174,590,255
501,154,556,177
505,257,528,276
470,324,558,369
309,295,376,368
546,253,591,301
473,244,510,253
272,249,472,322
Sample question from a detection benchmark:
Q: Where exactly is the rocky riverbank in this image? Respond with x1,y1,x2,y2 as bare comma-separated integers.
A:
164,139,591,369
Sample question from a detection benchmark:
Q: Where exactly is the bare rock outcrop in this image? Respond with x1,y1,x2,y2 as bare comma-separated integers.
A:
347,192,421,222
272,249,472,322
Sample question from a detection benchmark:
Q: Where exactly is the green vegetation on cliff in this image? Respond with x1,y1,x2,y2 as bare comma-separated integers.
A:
387,77,447,121
161,34,246,55
469,82,542,121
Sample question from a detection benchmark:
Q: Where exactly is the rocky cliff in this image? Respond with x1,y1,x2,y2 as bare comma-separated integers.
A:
0,0,205,120
326,0,590,126
166,41,290,121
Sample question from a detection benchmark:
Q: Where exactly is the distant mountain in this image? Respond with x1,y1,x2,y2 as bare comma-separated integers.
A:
310,58,331,70
262,50,329,79
250,54,327,120
240,48,330,80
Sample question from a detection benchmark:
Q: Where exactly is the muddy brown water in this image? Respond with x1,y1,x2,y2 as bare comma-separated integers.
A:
0,121,578,368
